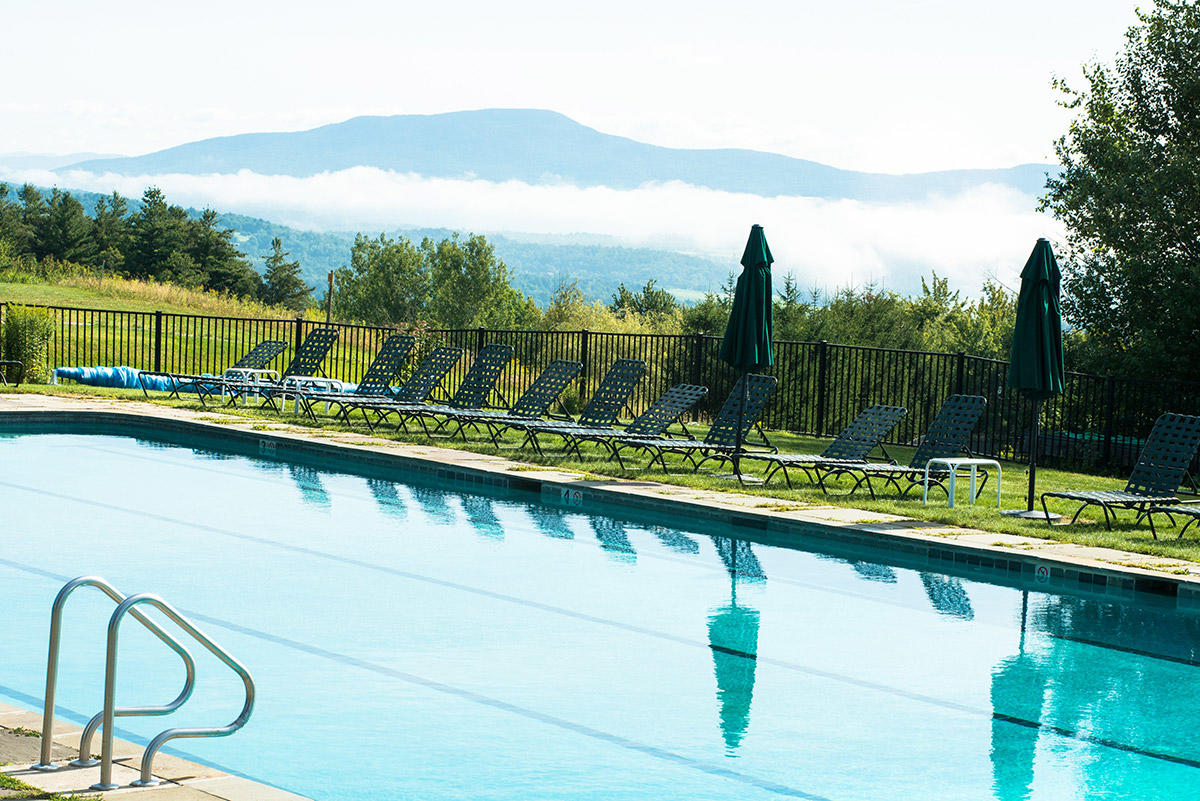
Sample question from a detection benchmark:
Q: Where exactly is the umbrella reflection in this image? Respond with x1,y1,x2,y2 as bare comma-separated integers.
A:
991,593,1046,801
286,464,331,510
708,536,765,752
920,573,975,620
591,518,636,562
366,479,407,521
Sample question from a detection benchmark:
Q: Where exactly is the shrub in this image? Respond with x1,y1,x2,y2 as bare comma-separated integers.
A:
2,304,54,383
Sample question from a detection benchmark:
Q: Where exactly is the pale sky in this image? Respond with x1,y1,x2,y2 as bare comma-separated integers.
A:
3,0,1140,173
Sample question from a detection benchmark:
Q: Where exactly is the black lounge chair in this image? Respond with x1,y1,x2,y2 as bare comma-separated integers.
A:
505,359,647,454
1042,412,1200,530
137,339,289,402
743,404,907,488
225,328,341,409
333,346,465,429
381,343,515,434
431,359,583,443
293,333,416,421
1141,504,1200,539
611,374,778,473
816,394,987,498
0,360,25,387
533,383,709,462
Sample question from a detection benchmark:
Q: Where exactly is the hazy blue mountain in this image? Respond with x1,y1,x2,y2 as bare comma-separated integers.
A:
3,183,727,304
65,109,1055,201
1,152,122,170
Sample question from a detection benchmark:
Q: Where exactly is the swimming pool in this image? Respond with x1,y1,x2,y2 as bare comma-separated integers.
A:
2,427,1200,800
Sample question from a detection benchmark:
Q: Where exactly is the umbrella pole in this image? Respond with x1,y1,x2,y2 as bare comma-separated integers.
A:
1026,399,1040,512
734,371,747,481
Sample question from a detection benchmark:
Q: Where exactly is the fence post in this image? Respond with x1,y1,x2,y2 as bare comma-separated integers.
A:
293,316,304,353
579,329,590,395
691,333,704,421
1102,375,1116,466
153,310,163,373
955,351,966,395
476,326,486,354
815,340,829,436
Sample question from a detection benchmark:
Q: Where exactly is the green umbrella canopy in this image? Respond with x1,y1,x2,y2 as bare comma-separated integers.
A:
1008,238,1065,400
719,225,775,371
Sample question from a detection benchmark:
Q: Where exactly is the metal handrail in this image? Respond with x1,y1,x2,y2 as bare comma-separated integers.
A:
94,593,255,790
34,577,196,771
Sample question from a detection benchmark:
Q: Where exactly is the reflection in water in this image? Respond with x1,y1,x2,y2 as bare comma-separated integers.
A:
366,479,407,522
286,464,331,510
814,554,898,584
711,536,766,582
852,562,898,583
708,602,760,752
461,495,503,539
591,519,636,562
990,656,1045,801
650,526,699,554
409,485,456,525
528,506,574,539
920,573,975,620
708,537,765,752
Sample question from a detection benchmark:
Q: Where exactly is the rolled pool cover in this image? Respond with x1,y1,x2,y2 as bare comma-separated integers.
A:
55,366,359,394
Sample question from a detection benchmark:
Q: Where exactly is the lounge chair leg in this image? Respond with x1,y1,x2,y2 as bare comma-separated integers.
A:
1041,495,1053,524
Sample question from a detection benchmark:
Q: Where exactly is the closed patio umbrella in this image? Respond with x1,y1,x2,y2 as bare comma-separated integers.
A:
1004,239,1065,518
719,224,775,476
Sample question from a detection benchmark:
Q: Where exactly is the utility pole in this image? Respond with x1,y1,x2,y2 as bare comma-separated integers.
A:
325,271,333,324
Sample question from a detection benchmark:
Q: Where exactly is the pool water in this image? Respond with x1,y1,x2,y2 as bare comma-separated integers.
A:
2,432,1200,800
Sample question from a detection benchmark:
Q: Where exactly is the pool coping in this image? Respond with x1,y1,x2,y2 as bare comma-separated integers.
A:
0,701,311,799
5,393,1200,616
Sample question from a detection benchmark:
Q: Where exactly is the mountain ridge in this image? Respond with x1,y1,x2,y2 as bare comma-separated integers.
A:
64,109,1056,202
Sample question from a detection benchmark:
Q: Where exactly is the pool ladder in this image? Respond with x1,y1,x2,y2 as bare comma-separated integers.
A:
32,576,255,791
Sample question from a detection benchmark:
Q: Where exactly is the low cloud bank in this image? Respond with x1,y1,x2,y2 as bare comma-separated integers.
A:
12,166,1059,295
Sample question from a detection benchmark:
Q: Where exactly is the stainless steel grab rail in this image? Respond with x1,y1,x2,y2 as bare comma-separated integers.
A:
94,593,255,790
35,576,197,771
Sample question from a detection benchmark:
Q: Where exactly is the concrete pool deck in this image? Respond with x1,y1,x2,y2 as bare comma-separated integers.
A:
0,702,309,799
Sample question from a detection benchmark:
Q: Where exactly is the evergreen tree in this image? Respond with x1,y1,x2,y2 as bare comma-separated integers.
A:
15,185,46,258
127,187,186,279
41,189,96,265
190,209,260,296
91,192,131,273
609,279,679,319
260,237,312,310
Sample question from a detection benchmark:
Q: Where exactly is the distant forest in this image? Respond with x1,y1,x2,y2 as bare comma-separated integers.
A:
0,182,727,305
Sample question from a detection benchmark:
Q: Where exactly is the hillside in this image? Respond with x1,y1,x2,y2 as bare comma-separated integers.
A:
2,183,728,304
65,109,1055,202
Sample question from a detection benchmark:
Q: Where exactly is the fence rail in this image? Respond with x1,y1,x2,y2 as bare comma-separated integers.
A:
4,300,1199,473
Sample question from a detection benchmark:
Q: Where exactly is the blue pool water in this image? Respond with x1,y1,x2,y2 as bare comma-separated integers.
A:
2,431,1200,800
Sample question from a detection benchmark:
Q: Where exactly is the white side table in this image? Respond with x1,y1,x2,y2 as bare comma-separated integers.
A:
923,457,1002,508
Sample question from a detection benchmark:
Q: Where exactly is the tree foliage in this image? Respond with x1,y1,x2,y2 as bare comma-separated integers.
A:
260,237,313,310
1042,0,1200,379
330,232,540,329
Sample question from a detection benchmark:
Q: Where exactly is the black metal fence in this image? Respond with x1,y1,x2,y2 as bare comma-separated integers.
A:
4,300,1199,474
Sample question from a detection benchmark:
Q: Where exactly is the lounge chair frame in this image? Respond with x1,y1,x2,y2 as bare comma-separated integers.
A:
1042,413,1200,532
611,374,778,473
745,404,907,489
816,395,987,499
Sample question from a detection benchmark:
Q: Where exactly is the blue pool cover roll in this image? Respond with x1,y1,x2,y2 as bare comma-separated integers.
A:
55,366,360,394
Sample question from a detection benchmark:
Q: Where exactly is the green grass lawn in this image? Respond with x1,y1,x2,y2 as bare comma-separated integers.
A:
8,383,1200,563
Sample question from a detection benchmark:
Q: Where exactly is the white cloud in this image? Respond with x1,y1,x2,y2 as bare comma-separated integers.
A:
12,166,1060,295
